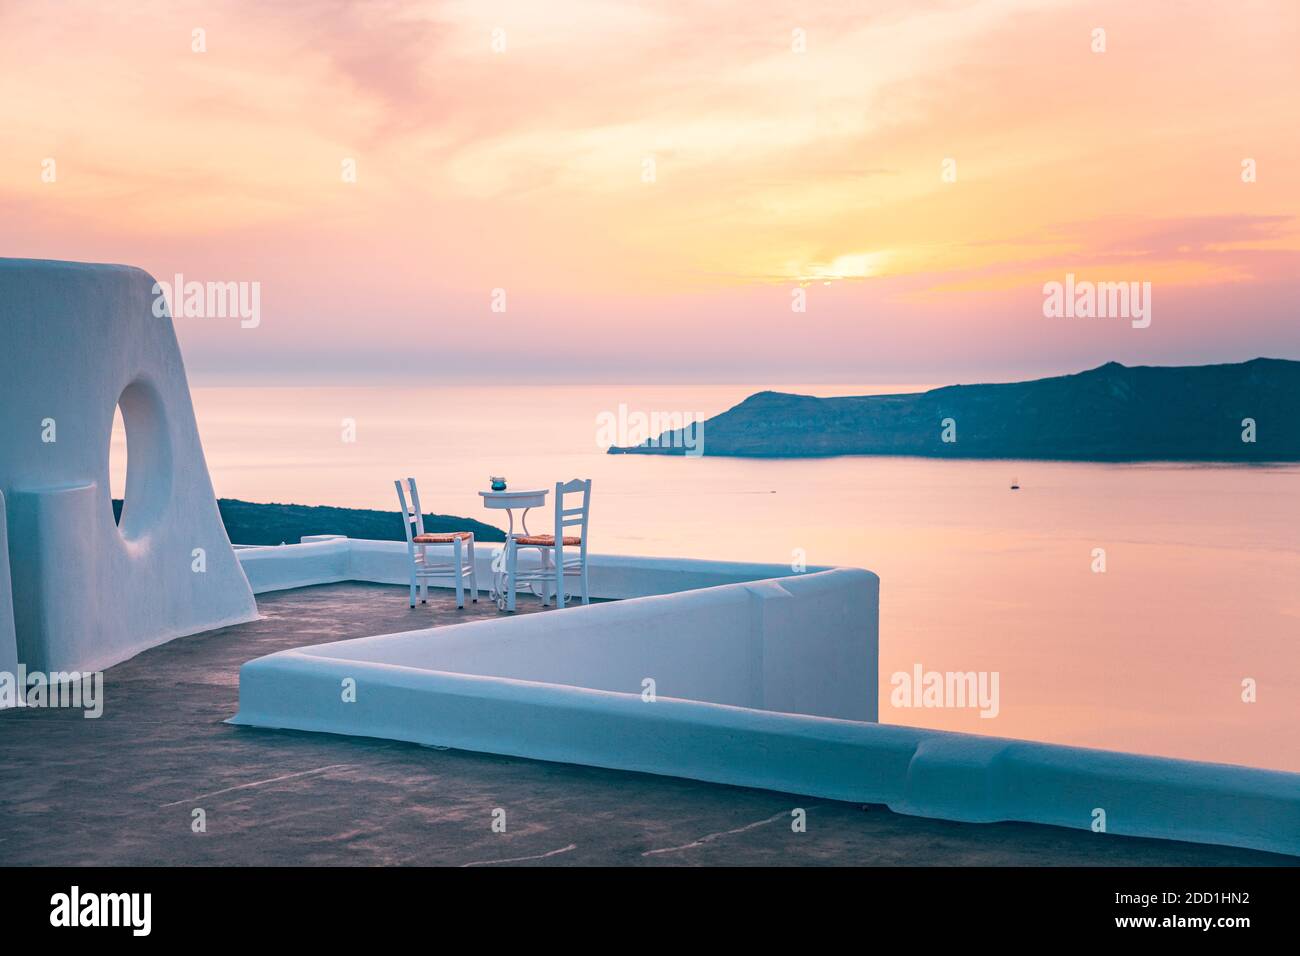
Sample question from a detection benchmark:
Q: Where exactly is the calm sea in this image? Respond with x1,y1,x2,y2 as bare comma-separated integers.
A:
115,384,1299,772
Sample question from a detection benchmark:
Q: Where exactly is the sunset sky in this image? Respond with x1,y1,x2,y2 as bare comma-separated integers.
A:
2,0,1296,383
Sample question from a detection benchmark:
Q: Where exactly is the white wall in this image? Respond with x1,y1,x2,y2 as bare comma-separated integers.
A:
240,535,834,600
233,630,1299,857
287,568,876,720
237,537,351,593
0,259,258,672
230,537,1300,856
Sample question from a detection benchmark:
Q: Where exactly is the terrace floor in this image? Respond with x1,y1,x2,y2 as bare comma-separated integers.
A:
0,581,1294,866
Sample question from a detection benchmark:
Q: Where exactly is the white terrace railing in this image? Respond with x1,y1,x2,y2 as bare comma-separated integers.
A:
230,536,1300,859
234,535,838,601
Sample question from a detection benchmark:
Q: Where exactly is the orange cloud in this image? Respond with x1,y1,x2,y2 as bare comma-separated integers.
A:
0,0,1296,381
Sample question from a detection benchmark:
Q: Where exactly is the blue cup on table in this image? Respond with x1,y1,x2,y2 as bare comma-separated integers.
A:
490,476,507,491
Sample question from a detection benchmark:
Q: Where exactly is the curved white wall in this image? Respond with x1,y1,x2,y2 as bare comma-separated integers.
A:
0,259,257,672
239,535,833,600
234,624,1298,857
285,568,875,720
231,539,1300,857
238,537,352,593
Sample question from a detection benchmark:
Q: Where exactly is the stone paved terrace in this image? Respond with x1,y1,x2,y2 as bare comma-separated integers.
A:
0,582,1294,866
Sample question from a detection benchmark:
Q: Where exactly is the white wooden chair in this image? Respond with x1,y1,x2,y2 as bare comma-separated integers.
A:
504,478,590,612
395,478,478,609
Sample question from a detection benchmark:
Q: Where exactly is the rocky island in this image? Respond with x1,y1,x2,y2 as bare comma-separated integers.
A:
608,358,1300,460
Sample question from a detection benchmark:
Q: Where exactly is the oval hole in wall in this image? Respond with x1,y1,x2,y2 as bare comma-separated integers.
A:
108,380,173,540
109,403,127,525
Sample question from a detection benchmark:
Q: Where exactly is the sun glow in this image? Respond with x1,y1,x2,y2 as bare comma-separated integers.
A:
790,251,890,285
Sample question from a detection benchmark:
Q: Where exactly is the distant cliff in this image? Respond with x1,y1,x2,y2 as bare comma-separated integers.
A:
113,498,506,545
607,359,1300,460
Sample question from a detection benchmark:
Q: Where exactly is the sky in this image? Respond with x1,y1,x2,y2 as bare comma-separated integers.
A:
1,0,1297,384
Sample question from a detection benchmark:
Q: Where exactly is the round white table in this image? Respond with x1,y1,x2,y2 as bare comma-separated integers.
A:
480,489,548,609
478,488,548,537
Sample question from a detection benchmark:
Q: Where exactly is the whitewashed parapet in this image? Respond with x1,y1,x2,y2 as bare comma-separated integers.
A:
236,537,352,593
230,544,1300,857
237,534,834,599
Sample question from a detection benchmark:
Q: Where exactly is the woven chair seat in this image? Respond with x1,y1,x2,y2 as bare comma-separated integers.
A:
513,533,580,547
413,531,474,543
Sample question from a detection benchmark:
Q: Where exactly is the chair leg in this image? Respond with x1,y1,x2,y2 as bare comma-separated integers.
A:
418,545,428,603
580,558,589,605
554,549,566,609
506,539,517,613
453,538,465,609
408,569,417,609
540,549,550,606
468,537,478,602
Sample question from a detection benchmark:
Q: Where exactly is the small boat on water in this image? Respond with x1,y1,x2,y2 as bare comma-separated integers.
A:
1010,477,1020,490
